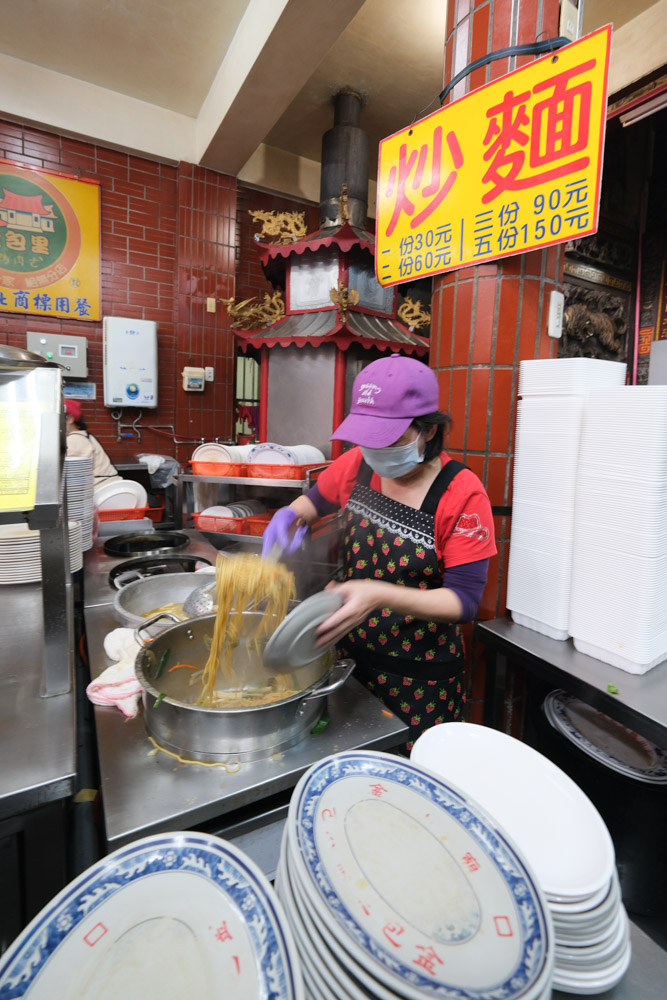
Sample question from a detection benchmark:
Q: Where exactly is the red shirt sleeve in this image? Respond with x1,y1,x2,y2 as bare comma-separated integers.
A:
315,447,364,508
434,460,497,569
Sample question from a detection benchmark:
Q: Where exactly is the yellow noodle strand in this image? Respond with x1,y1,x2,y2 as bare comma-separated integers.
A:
200,552,296,705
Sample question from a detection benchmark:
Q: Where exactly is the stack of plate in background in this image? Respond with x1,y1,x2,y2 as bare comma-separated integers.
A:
0,520,83,583
64,455,95,550
248,443,325,465
276,749,554,1000
191,442,255,464
507,358,627,641
94,478,148,512
411,724,631,995
569,386,667,673
198,499,266,520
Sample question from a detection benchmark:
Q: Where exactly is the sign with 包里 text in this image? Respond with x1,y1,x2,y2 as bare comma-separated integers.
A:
376,26,611,286
0,160,100,320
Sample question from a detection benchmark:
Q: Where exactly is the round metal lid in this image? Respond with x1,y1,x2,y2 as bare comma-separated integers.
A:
103,531,190,558
108,553,212,588
543,689,667,784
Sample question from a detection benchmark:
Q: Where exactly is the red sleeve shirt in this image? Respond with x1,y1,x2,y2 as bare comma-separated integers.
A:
316,447,497,570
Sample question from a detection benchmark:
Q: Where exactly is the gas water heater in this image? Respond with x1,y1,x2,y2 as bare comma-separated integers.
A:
103,317,158,408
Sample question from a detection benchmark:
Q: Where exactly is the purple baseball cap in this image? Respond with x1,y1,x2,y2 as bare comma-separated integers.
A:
331,354,439,448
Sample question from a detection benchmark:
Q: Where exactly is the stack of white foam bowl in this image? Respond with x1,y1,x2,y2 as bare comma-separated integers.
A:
411,724,631,995
64,455,95,550
276,749,555,1000
507,359,627,641
569,386,667,674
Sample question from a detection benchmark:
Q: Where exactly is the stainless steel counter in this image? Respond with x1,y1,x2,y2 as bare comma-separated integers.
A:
476,618,667,746
82,534,409,859
0,583,76,821
83,529,218,609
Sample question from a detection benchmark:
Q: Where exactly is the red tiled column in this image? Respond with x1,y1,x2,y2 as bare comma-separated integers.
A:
434,0,564,727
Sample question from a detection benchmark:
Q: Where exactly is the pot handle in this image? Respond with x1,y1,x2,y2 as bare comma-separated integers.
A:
295,658,355,717
133,612,181,645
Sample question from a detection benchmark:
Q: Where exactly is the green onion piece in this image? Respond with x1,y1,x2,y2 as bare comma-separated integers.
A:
607,683,619,695
155,648,171,678
153,692,165,708
311,714,330,735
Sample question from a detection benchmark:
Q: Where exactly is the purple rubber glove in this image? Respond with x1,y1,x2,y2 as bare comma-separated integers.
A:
261,506,308,557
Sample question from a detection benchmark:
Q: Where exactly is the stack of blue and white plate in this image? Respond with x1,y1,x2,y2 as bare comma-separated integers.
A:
411,724,631,995
276,749,554,1000
0,832,304,1000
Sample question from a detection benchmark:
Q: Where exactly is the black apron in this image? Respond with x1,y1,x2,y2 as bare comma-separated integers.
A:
337,459,467,751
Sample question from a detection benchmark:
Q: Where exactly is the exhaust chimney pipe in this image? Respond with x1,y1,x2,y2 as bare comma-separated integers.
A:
319,88,369,229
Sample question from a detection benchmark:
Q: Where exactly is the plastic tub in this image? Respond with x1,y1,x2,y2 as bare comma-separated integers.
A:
246,462,329,480
190,461,247,477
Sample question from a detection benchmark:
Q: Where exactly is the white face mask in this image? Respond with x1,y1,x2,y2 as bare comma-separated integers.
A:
361,432,423,479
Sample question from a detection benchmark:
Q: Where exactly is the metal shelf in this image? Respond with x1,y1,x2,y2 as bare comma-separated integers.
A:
180,474,311,488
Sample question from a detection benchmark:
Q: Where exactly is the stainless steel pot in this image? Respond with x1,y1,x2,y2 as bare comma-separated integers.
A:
134,611,354,763
113,569,217,627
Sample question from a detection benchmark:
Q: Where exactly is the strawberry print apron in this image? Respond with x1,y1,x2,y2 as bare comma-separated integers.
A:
336,459,466,753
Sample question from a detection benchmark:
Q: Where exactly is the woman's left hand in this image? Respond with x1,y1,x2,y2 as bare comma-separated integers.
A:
315,580,387,649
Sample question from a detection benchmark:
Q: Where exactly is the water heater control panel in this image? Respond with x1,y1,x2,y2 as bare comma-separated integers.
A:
103,317,158,408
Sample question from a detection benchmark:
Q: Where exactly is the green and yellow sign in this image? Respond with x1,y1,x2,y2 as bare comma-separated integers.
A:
376,26,611,285
0,160,100,320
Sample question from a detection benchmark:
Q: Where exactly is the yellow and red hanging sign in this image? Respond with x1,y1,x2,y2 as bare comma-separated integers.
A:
0,160,100,320
376,26,611,286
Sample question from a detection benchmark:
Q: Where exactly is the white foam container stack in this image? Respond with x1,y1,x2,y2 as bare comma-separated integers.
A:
569,386,667,673
507,359,627,641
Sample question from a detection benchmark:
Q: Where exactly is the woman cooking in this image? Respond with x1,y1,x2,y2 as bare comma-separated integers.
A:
262,353,496,751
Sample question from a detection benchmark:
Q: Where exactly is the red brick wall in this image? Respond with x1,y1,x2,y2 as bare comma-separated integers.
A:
0,120,237,465
235,184,320,303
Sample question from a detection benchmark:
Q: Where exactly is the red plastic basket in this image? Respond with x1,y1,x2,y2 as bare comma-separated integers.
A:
190,461,247,477
192,511,248,533
97,500,165,523
246,462,329,480
244,511,277,536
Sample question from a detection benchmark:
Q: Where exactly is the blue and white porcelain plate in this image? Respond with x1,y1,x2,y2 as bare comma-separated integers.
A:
545,690,667,784
287,751,553,1000
247,443,295,465
0,832,303,1000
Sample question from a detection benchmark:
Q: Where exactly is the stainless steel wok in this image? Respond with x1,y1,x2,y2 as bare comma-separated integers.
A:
134,610,354,763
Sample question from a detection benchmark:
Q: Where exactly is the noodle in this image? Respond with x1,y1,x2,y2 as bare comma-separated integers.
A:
200,552,296,705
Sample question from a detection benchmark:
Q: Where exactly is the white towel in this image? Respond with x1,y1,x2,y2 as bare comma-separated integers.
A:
88,627,143,718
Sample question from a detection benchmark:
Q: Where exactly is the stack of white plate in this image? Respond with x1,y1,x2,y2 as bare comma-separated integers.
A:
517,358,627,396
198,500,266,519
0,831,304,1000
64,455,95,551
570,386,667,673
248,443,325,465
411,724,631,995
94,478,148,513
191,442,254,464
0,520,83,583
507,358,627,641
276,749,554,1000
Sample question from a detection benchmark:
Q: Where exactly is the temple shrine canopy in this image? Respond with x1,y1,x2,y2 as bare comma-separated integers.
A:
233,219,430,357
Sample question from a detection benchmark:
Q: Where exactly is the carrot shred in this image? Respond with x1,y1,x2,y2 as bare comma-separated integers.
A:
167,663,199,672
